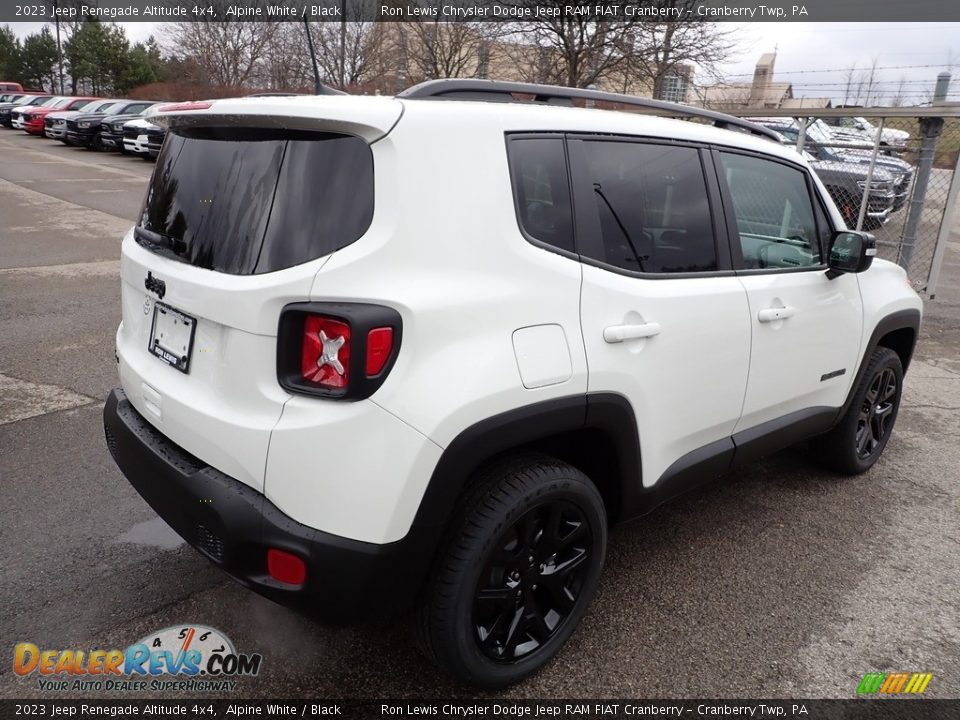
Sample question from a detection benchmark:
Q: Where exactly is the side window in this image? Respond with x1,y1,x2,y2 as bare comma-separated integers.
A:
507,137,574,254
579,140,717,274
718,152,822,270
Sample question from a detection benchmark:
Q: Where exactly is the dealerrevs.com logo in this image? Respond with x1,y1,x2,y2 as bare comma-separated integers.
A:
857,672,934,695
14,625,262,693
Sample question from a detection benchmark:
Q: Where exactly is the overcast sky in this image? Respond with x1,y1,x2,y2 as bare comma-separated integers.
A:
6,20,959,103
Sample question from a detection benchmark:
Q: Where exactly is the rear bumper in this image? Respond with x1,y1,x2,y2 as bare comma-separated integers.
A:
103,388,435,622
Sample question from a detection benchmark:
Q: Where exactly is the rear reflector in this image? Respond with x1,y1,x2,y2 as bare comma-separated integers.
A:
266,549,307,585
366,327,394,376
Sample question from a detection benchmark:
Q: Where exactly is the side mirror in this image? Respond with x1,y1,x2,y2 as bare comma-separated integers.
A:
827,230,876,278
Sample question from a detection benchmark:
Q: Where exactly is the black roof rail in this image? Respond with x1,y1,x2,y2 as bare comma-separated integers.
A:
398,79,781,143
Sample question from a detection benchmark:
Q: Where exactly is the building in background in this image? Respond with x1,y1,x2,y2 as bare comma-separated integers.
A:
699,53,831,111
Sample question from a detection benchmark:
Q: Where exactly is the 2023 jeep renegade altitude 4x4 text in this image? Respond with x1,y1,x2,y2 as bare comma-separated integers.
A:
103,80,922,688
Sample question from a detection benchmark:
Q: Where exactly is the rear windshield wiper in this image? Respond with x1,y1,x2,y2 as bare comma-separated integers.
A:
135,226,189,256
593,183,646,272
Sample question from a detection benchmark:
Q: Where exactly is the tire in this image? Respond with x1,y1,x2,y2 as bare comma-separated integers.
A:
90,134,103,151
813,347,903,475
416,455,607,688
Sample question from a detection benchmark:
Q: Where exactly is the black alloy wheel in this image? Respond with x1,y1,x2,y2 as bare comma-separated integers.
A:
813,346,904,474
416,456,606,687
856,367,898,460
473,500,591,662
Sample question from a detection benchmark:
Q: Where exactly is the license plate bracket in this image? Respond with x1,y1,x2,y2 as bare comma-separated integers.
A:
149,302,196,374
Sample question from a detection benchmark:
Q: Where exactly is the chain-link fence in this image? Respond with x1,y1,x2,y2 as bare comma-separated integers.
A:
731,105,960,297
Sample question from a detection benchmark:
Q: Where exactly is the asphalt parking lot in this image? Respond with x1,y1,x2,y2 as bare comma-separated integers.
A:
1,129,958,700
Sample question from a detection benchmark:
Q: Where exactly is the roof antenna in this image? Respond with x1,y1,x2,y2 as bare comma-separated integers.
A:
303,18,345,95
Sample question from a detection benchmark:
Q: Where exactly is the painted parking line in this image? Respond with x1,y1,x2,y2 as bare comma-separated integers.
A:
0,373,96,426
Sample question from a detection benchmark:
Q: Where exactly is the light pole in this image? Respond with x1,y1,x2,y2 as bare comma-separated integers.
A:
53,0,65,94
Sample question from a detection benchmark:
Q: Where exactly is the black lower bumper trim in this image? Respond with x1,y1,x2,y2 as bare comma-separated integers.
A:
103,388,436,622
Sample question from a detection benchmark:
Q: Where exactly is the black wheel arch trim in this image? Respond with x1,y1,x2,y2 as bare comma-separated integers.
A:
836,308,920,422
406,393,641,580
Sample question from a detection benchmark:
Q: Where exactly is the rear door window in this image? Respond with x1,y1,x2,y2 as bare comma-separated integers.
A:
138,127,374,275
577,140,718,274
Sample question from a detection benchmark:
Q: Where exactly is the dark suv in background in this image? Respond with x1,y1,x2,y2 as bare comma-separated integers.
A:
66,100,157,149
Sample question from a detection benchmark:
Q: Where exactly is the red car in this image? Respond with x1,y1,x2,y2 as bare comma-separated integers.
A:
22,96,97,135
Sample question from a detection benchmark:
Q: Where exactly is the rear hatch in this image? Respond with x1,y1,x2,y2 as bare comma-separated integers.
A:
117,96,401,492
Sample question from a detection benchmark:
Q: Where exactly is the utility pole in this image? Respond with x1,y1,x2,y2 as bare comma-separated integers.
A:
899,72,950,271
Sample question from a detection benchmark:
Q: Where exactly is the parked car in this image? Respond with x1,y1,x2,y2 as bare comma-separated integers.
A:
103,81,921,688
759,125,898,229
11,96,65,129
0,81,24,92
0,92,28,104
822,115,910,148
1,94,53,127
121,116,165,159
65,100,156,149
803,149,898,228
144,122,166,159
21,96,97,135
753,118,914,213
100,104,162,152
45,99,121,141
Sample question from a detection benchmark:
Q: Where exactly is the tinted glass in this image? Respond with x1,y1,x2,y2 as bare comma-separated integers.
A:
507,137,574,253
581,140,717,273
719,152,821,269
139,128,373,275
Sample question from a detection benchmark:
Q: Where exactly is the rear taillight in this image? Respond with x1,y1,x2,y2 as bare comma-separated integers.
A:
278,303,402,400
301,316,351,389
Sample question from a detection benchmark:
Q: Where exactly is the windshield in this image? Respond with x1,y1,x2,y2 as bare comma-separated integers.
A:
51,98,74,109
806,120,834,143
77,100,101,111
28,96,52,106
139,127,374,275
93,101,120,113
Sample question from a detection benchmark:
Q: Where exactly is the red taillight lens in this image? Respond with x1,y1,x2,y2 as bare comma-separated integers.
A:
366,327,394,376
266,549,307,586
301,316,351,389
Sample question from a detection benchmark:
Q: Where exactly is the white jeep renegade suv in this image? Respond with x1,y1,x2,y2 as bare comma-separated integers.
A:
104,80,922,688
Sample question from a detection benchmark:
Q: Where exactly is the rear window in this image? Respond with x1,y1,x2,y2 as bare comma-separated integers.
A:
138,127,374,275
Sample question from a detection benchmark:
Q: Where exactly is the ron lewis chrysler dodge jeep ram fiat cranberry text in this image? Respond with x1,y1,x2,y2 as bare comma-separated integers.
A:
103,80,922,688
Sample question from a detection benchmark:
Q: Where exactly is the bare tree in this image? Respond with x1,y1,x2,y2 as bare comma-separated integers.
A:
503,4,736,94
402,21,501,81
164,1,280,87
311,19,384,88
888,75,908,108
503,12,641,89
623,5,738,100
